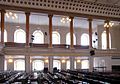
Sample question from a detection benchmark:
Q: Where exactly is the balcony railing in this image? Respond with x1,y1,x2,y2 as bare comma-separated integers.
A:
4,42,89,49
2,42,120,56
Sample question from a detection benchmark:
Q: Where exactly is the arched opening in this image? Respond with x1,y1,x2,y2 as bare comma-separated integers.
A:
66,60,70,69
101,31,111,49
52,31,60,44
14,29,26,43
81,60,89,69
33,30,44,44
81,33,89,46
32,60,44,71
66,32,76,45
14,60,25,71
53,60,61,70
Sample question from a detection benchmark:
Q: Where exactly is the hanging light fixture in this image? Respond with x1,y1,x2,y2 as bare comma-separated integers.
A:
5,11,18,20
60,16,71,23
104,21,114,28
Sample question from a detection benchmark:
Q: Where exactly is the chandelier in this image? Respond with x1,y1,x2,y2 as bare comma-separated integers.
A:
60,16,71,23
5,11,18,19
104,21,114,28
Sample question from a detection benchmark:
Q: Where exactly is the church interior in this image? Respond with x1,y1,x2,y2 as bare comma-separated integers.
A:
0,0,120,83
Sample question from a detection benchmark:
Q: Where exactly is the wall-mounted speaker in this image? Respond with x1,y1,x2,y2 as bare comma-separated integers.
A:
90,50,95,56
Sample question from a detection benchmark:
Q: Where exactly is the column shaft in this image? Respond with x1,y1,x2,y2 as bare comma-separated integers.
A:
106,28,110,49
88,18,93,48
48,15,53,48
89,56,94,72
70,17,74,49
70,56,75,70
25,55,31,73
25,12,30,47
0,55,5,71
49,56,53,72
1,10,5,44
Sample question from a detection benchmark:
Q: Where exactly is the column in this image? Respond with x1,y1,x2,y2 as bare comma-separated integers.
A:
105,20,110,49
1,10,5,44
88,18,93,48
0,55,5,71
25,12,30,47
61,60,66,70
25,55,31,73
105,56,112,72
49,56,53,72
76,60,81,70
70,56,75,70
48,15,53,48
89,56,94,72
70,17,74,49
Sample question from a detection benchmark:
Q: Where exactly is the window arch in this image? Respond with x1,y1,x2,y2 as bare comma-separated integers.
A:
66,60,70,69
14,60,25,71
53,60,61,69
52,31,60,44
32,60,44,71
99,60,105,67
66,32,76,45
33,30,44,44
14,29,26,43
101,31,111,49
81,33,89,46
81,60,89,69
0,30,7,42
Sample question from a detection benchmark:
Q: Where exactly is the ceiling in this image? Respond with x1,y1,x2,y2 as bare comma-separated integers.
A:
3,11,120,29
84,0,120,6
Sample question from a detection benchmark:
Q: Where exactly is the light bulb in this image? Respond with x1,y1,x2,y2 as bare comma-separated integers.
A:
45,59,49,63
9,12,12,15
8,59,13,63
77,60,81,63
61,60,66,63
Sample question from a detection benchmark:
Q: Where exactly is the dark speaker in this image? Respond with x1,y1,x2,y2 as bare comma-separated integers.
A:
45,32,47,36
90,50,95,56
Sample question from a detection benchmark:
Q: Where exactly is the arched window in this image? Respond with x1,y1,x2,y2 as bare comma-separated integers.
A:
52,31,60,44
81,33,89,46
81,60,89,69
66,60,70,69
66,32,76,45
53,60,61,69
0,30,7,42
14,60,25,71
99,60,105,67
14,29,26,43
32,60,44,71
101,31,111,49
33,30,44,44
